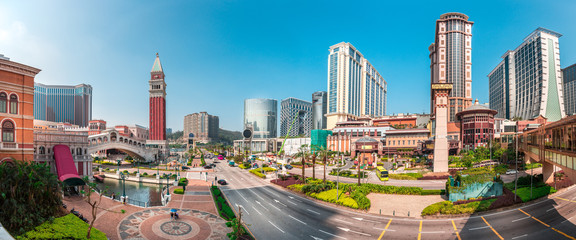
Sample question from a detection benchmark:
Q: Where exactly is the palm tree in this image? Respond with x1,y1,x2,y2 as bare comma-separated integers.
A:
315,145,332,183
312,153,317,180
297,144,309,180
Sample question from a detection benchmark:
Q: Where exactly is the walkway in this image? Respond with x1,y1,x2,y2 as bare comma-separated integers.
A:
63,180,229,240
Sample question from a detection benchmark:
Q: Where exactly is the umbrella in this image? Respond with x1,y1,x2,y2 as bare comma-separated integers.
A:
170,208,178,213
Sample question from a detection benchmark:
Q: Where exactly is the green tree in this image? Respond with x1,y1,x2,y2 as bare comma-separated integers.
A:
297,144,310,180
474,146,489,161
0,160,62,236
80,176,124,239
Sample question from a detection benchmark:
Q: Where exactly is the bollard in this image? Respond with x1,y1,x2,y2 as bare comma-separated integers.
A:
408,211,410,217
380,209,381,215
393,210,395,216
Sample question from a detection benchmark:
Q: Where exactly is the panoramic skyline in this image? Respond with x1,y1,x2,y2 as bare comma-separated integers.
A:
1,0,575,131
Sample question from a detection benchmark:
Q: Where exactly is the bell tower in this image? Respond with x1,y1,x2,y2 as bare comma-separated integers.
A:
147,53,168,158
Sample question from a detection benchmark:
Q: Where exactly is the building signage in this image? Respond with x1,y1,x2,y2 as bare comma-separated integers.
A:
431,84,453,90
361,145,373,150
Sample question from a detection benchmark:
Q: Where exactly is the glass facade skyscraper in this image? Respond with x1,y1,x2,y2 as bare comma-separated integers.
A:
244,98,277,138
34,83,92,126
563,64,576,116
280,97,312,137
312,91,327,129
326,42,387,129
429,13,473,122
488,28,565,121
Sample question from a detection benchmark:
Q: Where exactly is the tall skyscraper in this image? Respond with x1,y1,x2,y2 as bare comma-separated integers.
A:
312,91,327,129
429,13,473,122
244,98,277,138
34,83,92,127
147,53,168,155
183,112,219,143
563,64,576,116
488,28,565,121
326,42,387,129
280,98,313,137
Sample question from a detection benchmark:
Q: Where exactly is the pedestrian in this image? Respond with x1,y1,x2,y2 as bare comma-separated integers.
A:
170,212,174,220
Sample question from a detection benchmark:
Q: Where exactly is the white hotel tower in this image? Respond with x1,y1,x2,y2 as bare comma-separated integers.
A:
326,42,387,129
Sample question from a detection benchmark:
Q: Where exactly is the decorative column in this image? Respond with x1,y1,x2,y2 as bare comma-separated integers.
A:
432,83,452,172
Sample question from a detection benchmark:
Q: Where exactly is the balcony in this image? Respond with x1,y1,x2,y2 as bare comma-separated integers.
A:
1,142,18,150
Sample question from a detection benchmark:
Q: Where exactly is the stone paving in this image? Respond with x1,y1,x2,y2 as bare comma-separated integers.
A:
63,179,230,240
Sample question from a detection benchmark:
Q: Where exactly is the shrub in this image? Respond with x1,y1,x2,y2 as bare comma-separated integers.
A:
17,214,107,240
421,199,497,216
123,170,129,173
174,188,185,194
421,189,445,195
389,173,423,180
287,184,304,193
239,164,249,169
142,172,148,176
178,178,189,186
249,169,266,178
308,189,359,209
514,186,556,202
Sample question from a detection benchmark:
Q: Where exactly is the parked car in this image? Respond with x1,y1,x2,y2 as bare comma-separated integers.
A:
506,169,518,175
285,165,293,170
203,165,213,169
217,179,227,185
181,166,190,170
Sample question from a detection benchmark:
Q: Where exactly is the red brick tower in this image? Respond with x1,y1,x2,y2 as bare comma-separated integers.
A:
149,53,166,141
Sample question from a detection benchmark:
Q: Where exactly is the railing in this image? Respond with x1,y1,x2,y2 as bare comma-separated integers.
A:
1,142,17,149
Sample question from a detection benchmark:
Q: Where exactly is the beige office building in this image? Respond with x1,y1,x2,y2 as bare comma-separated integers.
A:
183,112,219,143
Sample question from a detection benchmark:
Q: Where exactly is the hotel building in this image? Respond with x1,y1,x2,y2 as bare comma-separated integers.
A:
183,112,219,143
563,64,576,116
312,91,327,130
326,42,387,129
0,54,41,162
488,28,565,121
280,97,313,137
34,83,92,127
429,13,473,122
244,98,277,139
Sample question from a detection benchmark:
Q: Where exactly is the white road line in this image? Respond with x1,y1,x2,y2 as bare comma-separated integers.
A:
288,195,302,202
248,189,265,199
310,235,324,240
334,219,350,224
268,220,285,233
420,231,445,234
307,209,321,215
512,216,530,222
337,227,371,237
252,206,262,215
319,230,347,239
255,200,269,211
263,188,281,197
237,192,249,202
561,215,575,224
288,215,307,225
287,200,298,205
512,234,528,239
469,226,490,231
273,199,287,207
546,207,555,212
235,204,250,215
269,203,281,211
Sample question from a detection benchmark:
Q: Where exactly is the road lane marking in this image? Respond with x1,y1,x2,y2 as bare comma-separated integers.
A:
481,216,504,240
556,197,576,203
512,216,530,222
420,231,445,234
546,207,556,212
268,220,285,233
237,192,249,202
469,226,490,231
287,200,298,205
561,215,575,224
288,215,307,225
518,209,576,240
351,217,380,223
269,203,281,211
417,220,422,240
273,199,287,207
235,204,249,215
451,220,461,240
310,235,324,240
254,200,269,211
319,229,347,239
337,227,371,236
263,188,281,197
512,234,528,239
252,206,262,215
288,195,302,202
307,209,321,215
334,219,350,224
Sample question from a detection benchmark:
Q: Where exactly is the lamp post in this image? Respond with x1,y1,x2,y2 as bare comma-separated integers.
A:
137,159,140,175
120,172,127,203
336,168,342,201
514,133,519,201
165,173,171,196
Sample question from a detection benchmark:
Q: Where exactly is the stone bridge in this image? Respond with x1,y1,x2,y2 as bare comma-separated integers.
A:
88,130,158,161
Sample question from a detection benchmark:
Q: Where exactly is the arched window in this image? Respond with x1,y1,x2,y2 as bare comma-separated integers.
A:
39,146,45,154
9,95,17,114
77,148,82,156
2,121,14,142
0,93,6,113
71,148,74,155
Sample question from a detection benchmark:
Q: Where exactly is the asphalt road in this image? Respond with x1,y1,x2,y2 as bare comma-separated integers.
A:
210,158,576,240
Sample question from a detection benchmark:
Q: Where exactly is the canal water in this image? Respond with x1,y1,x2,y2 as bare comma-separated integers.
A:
95,178,163,206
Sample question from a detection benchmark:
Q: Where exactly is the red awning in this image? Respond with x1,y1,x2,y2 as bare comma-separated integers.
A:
54,144,85,186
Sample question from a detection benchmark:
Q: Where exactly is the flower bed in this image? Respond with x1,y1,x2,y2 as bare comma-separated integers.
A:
421,199,497,216
389,173,423,180
270,175,303,188
249,169,266,178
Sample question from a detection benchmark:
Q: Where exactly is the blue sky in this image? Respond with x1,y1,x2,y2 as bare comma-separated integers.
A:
1,0,575,131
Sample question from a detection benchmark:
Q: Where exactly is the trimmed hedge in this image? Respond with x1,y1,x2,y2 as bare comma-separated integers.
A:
178,178,189,186
174,188,184,194
389,173,423,180
308,189,359,209
514,186,557,202
249,169,266,178
421,199,496,216
287,184,304,193
17,214,107,240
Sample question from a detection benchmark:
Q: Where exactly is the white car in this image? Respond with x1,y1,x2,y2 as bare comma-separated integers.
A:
506,169,518,175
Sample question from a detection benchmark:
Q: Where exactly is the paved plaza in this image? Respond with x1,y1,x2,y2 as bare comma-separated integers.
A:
63,179,230,240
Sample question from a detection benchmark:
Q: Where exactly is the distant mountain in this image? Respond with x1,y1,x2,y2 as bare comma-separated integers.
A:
217,128,242,145
167,130,183,141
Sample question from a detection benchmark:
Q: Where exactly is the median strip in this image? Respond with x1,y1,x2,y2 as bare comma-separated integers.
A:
518,209,576,240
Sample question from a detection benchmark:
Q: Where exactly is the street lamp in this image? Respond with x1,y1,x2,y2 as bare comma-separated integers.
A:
120,172,127,203
164,173,171,196
514,133,519,201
